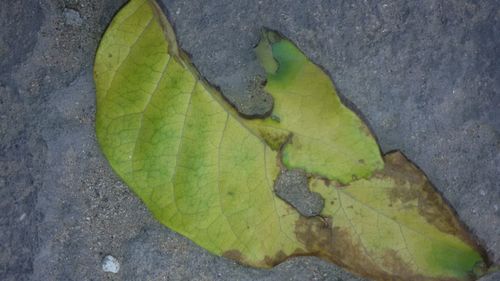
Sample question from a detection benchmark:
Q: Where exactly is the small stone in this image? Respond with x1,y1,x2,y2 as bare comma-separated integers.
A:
63,8,83,27
18,213,26,221
101,255,120,273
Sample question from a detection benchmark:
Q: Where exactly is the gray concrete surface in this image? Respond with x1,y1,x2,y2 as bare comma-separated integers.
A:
0,0,498,280
275,169,325,217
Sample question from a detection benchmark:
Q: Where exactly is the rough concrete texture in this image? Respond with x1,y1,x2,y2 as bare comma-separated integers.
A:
275,169,325,217
0,0,498,280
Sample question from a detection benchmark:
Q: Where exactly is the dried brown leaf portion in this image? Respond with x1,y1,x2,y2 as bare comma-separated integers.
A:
304,151,487,280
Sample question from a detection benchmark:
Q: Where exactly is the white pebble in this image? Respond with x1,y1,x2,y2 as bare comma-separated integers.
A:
101,255,120,273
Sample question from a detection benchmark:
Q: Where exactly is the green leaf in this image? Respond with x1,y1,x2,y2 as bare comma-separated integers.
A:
94,0,489,280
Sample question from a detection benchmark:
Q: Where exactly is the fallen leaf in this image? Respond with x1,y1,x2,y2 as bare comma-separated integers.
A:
94,0,489,280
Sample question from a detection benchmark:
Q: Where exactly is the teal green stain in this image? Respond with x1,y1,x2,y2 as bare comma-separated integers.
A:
269,40,306,83
428,245,483,279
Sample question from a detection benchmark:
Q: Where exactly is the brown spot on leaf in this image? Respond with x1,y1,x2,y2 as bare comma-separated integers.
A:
264,250,288,267
257,248,308,268
294,216,392,280
321,177,331,187
381,250,413,278
222,249,244,263
383,151,425,186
